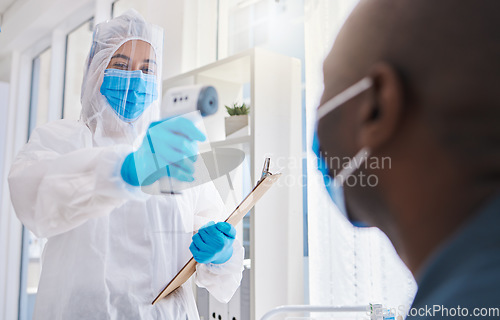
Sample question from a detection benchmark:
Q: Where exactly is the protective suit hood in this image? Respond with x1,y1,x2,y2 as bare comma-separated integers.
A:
81,9,164,146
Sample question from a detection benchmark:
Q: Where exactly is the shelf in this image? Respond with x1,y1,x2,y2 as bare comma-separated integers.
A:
159,48,303,319
210,135,251,148
162,48,255,87
161,50,258,143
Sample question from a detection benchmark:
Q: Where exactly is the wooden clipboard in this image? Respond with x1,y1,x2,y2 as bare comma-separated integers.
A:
151,158,281,305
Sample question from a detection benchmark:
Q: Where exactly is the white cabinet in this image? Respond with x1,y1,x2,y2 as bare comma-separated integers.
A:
163,48,304,320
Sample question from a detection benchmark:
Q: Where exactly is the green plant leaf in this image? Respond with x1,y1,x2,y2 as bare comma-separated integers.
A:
226,102,250,116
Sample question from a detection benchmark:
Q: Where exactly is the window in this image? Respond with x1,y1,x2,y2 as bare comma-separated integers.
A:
27,49,52,132
221,0,305,60
112,0,148,18
63,19,94,120
227,0,270,55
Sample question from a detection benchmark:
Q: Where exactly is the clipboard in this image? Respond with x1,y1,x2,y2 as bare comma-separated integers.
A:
151,158,281,305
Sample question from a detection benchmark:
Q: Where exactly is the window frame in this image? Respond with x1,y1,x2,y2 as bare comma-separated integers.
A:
61,17,95,120
18,45,53,320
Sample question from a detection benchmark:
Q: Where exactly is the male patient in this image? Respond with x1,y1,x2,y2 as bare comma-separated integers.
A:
315,0,500,319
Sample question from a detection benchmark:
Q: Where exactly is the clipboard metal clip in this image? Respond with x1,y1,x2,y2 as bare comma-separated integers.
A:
151,156,281,305
258,158,272,184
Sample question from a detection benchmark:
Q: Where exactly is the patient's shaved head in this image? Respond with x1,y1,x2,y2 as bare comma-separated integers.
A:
324,0,500,170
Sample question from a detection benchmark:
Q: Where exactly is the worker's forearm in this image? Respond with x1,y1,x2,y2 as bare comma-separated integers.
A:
9,144,147,238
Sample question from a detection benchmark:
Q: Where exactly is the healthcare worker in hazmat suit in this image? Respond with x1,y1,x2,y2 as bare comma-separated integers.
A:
8,10,244,320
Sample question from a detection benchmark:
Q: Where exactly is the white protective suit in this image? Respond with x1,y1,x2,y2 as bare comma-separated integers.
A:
8,10,243,320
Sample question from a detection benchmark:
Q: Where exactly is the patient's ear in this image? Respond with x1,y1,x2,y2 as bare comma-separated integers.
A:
357,62,405,151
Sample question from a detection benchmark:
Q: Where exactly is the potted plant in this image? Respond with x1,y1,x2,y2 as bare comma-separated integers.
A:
225,102,250,137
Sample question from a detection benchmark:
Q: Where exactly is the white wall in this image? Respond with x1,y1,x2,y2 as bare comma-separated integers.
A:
0,81,9,201
0,56,12,82
125,0,218,79
0,0,93,55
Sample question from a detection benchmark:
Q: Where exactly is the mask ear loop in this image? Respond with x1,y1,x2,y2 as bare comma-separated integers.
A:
316,77,374,185
335,147,371,185
316,77,373,121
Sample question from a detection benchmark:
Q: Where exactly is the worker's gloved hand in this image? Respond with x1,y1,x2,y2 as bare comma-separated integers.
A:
190,221,236,264
121,117,206,186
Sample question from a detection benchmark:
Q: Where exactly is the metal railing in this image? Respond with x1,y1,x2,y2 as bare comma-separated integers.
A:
260,305,367,320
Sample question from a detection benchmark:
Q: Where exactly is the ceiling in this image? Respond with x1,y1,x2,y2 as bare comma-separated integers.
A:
0,0,18,16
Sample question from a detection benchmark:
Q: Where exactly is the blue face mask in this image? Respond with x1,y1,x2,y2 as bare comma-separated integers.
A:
312,132,348,215
313,78,373,228
100,69,158,122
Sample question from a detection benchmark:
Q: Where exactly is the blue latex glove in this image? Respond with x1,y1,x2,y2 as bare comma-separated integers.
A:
190,221,236,264
121,117,206,186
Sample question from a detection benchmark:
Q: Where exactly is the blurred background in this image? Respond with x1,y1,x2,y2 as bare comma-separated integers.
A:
0,0,416,319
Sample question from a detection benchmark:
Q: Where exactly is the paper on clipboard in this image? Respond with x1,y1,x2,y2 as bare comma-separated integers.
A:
151,158,281,305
